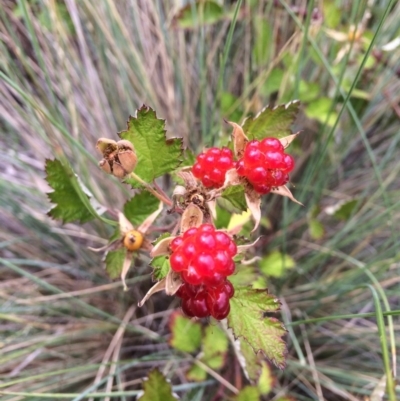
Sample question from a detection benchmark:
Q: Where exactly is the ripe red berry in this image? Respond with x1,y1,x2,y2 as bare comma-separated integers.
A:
170,237,184,252
181,298,195,317
206,285,231,320
192,290,209,318
170,224,237,287
260,137,284,152
192,147,234,188
237,137,295,194
170,251,187,272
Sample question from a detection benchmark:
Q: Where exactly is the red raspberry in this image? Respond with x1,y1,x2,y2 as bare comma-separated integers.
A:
169,224,237,286
206,283,231,320
192,147,234,188
177,279,234,320
236,137,295,194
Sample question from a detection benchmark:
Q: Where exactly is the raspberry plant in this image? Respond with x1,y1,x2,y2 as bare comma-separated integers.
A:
45,102,301,390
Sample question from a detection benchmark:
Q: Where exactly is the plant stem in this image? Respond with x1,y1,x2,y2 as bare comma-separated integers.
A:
128,172,172,206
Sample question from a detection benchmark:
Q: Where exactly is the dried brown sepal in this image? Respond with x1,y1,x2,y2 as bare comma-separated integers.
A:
180,203,204,233
176,171,198,189
118,150,137,174
138,278,166,307
244,188,262,233
88,238,121,253
279,132,300,149
99,159,112,175
121,252,134,291
237,237,261,254
226,120,249,158
151,236,176,257
112,162,126,179
117,139,134,151
271,186,303,205
138,202,163,234
96,138,118,155
207,199,217,220
223,168,242,188
165,270,183,296
118,212,134,235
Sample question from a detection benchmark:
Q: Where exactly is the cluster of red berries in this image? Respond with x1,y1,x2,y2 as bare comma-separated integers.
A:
169,223,237,319
192,147,234,188
176,280,234,320
236,138,295,194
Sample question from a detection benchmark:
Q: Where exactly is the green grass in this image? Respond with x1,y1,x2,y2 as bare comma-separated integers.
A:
1,0,400,400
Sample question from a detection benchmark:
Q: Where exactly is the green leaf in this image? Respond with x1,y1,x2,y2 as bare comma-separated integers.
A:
229,265,261,288
105,248,126,279
169,312,202,353
259,251,295,278
202,325,229,369
214,205,232,229
305,97,338,127
123,191,160,226
186,364,207,382
242,101,300,140
235,386,260,401
45,159,94,223
252,17,272,66
137,368,178,401
180,148,197,167
119,105,183,187
151,256,170,281
221,91,243,123
333,199,359,221
260,68,284,97
257,362,274,395
322,0,341,28
221,185,247,212
309,219,324,240
174,1,225,29
228,287,287,369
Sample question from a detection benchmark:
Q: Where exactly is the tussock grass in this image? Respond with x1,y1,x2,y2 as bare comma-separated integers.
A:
1,0,399,400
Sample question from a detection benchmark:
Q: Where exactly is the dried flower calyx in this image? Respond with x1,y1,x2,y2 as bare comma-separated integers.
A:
97,138,137,178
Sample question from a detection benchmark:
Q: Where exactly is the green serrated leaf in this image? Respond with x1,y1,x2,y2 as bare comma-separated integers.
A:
45,159,94,223
123,191,160,227
151,256,170,281
105,248,126,279
169,312,202,353
221,185,247,212
202,325,228,369
228,287,287,369
119,105,183,187
137,368,178,401
242,101,300,140
235,386,260,401
259,251,295,278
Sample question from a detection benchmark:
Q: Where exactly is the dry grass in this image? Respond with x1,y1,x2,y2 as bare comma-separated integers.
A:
1,0,400,400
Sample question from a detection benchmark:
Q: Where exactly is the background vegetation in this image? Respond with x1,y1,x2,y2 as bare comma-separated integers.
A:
1,0,399,400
